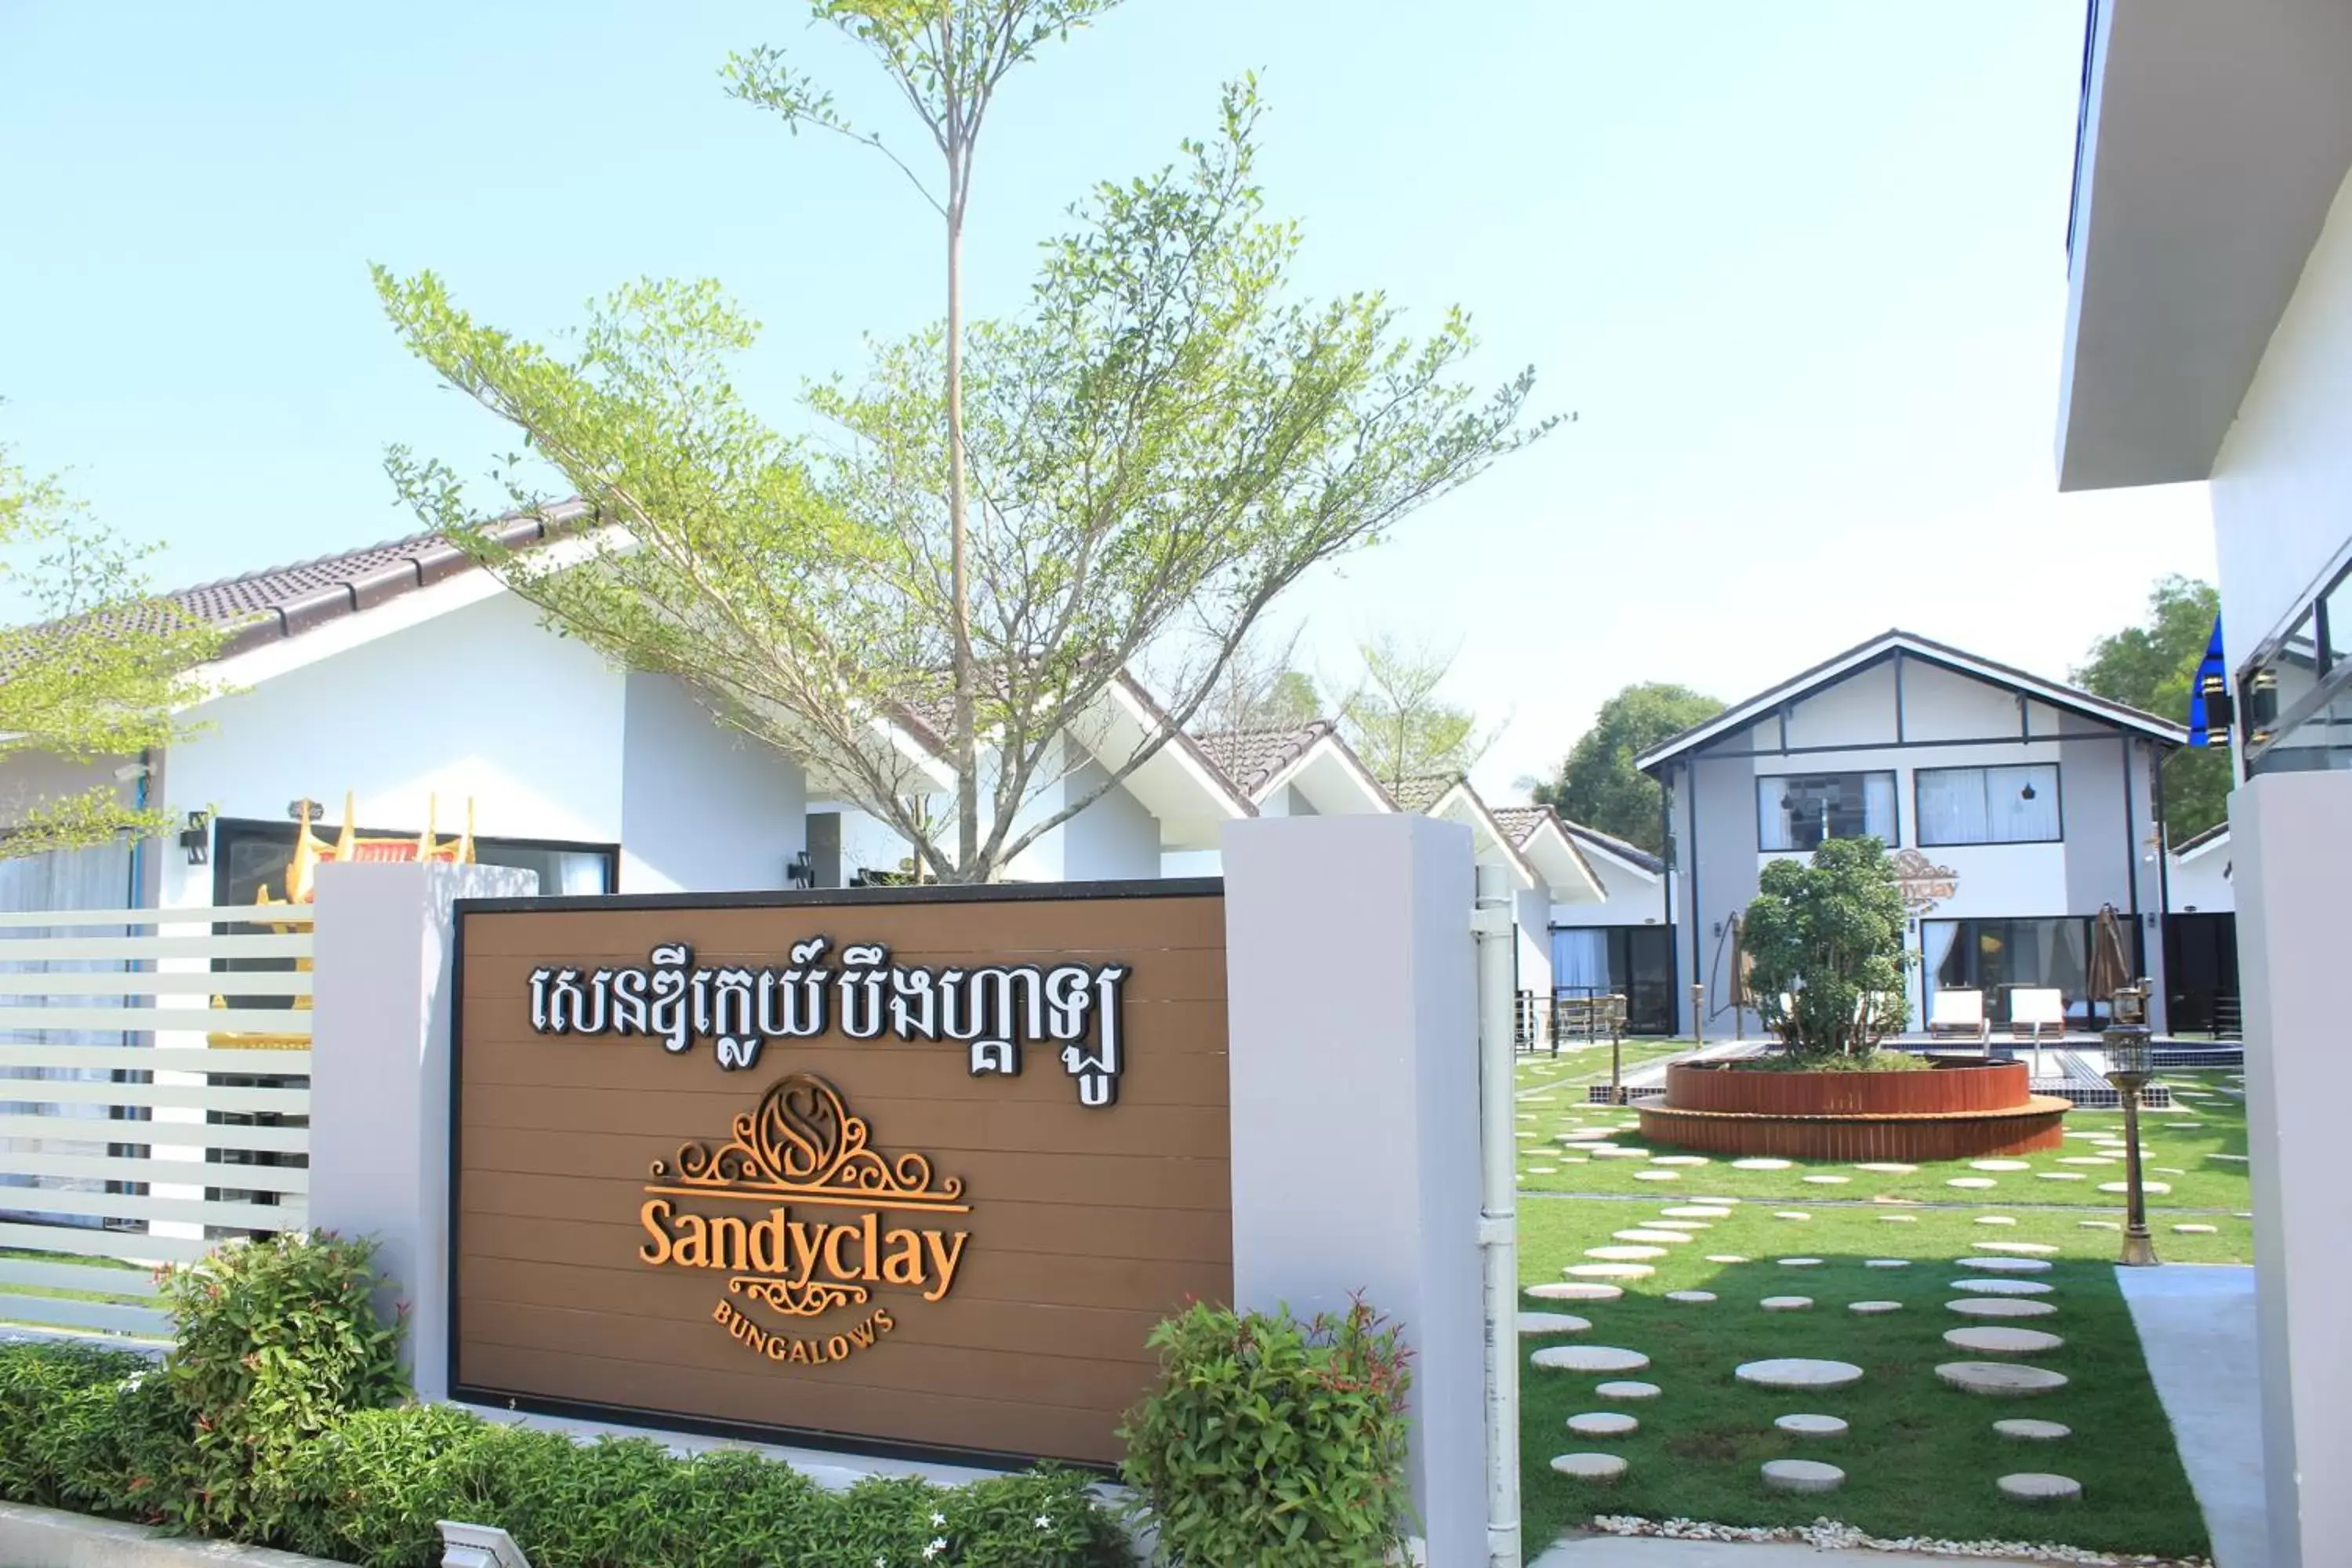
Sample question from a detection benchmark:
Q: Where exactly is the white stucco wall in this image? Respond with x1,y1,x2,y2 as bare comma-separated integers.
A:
158,592,628,909
619,673,806,894
2169,838,2236,914
2212,162,2352,670
1548,847,1668,931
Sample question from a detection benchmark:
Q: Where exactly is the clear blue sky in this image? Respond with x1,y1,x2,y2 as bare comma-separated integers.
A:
0,1,2214,797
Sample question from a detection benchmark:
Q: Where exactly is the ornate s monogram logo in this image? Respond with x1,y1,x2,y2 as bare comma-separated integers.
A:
1892,848,1959,913
647,1073,968,1217
637,1073,971,1367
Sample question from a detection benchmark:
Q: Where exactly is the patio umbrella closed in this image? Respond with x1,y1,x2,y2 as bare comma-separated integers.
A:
2088,903,2132,1007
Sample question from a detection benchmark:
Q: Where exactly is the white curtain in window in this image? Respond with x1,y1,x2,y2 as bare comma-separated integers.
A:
1756,779,1795,852
1864,773,1899,842
1916,769,1989,846
1551,928,1610,993
1986,764,2060,843
1922,920,1964,1018
556,853,611,896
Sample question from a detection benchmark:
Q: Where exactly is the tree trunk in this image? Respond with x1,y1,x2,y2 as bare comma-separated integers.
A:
943,9,978,883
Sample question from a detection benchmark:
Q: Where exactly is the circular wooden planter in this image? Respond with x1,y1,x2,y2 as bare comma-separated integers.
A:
1637,1060,2068,1161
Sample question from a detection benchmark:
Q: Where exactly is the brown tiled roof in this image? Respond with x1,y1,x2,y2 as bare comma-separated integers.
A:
1388,774,1461,813
1561,817,1665,874
1192,721,1334,798
156,504,588,659
1488,804,1549,848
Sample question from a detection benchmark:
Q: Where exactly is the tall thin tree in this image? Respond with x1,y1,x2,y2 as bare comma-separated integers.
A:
728,0,1125,873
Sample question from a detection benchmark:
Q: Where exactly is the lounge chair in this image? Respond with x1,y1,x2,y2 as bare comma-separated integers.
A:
1929,989,1990,1044
2010,987,2067,1045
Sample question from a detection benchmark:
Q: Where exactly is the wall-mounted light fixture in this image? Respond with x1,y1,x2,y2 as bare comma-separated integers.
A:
786,850,815,890
287,799,325,823
179,810,212,866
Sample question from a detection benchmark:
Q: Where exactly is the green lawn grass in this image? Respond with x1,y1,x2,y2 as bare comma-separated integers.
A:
1516,1201,2213,1558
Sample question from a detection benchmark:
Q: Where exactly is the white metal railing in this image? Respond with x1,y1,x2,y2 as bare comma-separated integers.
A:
0,905,314,1341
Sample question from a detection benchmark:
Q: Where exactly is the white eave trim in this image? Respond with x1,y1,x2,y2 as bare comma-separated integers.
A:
1254,735,1394,815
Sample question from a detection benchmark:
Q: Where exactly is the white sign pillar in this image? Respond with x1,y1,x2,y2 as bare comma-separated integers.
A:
2234,770,2352,1568
1223,815,1484,1568
306,862,538,1401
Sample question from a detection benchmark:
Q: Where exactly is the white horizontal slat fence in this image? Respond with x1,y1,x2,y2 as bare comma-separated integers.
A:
0,899,314,1344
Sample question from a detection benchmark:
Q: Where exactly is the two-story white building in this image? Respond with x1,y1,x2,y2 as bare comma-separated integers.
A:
1638,629,2183,1038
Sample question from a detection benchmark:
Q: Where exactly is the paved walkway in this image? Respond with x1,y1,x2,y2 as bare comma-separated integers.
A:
2117,1263,2267,1568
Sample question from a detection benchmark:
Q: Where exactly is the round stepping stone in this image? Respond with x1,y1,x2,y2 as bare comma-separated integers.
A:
1592,1147,1650,1160
1704,1254,1750,1265
2079,1220,2121,1232
1733,1158,1792,1171
1632,1170,1681,1181
1760,1296,1813,1312
1665,1290,1717,1304
2172,1223,2217,1234
2212,1154,2249,1163
1548,1452,1628,1482
2058,1156,2114,1166
1855,1162,1917,1174
1948,1298,2059,1320
1762,1458,1846,1494
1586,1245,1667,1261
1975,1216,2018,1226
1651,1155,1710,1167
1951,1277,2053,1296
1595,1380,1660,1400
1515,1131,1539,1141
1775,1414,1849,1439
1848,1301,1903,1316
1801,1174,1849,1185
1879,1214,1918,1223
1945,1326,2066,1356
1519,1312,1593,1335
1736,1358,1863,1390
2155,1167,2188,1176
1936,1361,2069,1396
1997,1472,2082,1503
1777,1258,1824,1268
1645,1220,1710,1231
1530,1282,1622,1302
1566,1411,1639,1438
1947,1178,1998,1189
2165,1123,2204,1130
2037,1172,2087,1181
2101,1181,2171,1194
1690,1196,1743,1205
1566,1263,1654,1279
1994,1419,2072,1443
1772,1211,1812,1221
1613,1229,1692,1244
1864,1259,1911,1269
1955,1257,2052,1273
1532,1345,1650,1374
1975,1242,2060,1256
1971,1160,2031,1171
1664,1206,1733,1218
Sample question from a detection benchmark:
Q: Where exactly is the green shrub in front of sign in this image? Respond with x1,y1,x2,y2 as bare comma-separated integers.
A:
0,1334,1134,1567
1119,1298,1414,1567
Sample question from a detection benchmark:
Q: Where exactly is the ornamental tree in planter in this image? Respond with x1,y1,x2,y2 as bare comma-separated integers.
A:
1740,836,1913,1062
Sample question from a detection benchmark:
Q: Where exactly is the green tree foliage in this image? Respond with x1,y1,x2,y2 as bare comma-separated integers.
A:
1740,837,1912,1060
1532,682,1722,852
2071,575,2227,844
1334,633,1497,792
0,437,217,858
378,87,1550,883
1194,626,1320,736
726,0,1132,872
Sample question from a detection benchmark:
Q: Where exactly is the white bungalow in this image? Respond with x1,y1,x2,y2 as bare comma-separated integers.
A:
1637,629,2185,1038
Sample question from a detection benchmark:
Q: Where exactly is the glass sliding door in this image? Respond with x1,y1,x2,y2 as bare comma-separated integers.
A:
1549,925,1674,1036
1922,916,2094,1028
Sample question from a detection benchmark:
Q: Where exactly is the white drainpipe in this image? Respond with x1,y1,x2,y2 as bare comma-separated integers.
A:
1472,863,1522,1568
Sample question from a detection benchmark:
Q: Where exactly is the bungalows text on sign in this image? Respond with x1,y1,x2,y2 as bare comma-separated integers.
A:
449,884,1232,1467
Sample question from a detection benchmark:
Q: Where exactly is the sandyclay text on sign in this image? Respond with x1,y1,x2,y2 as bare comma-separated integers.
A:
448,884,1232,1466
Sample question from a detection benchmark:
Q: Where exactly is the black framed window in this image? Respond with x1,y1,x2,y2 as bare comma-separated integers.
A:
211,818,618,909
1757,772,1896,852
1924,916,2112,1026
1915,764,2061,847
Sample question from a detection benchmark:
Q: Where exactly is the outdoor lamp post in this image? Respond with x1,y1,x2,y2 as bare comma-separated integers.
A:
2102,982,2159,1267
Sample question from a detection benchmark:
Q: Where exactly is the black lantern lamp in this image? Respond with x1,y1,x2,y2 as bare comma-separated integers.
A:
2102,982,2158,1266
178,811,212,866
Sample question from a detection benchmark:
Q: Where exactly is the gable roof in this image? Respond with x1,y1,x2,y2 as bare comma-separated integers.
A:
1195,722,1335,798
1634,628,2189,771
158,506,585,659
1559,818,1664,876
1388,774,1457,813
1490,804,1608,905
2171,821,2230,858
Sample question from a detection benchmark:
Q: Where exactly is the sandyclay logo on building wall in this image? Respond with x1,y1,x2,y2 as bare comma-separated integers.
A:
637,1073,970,1368
448,886,1232,1466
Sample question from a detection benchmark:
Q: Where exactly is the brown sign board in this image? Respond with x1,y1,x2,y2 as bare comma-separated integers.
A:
449,881,1232,1468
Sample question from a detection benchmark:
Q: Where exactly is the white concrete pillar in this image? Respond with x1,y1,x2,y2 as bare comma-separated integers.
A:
306,862,537,1401
1222,815,1483,1568
2232,770,2352,1568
